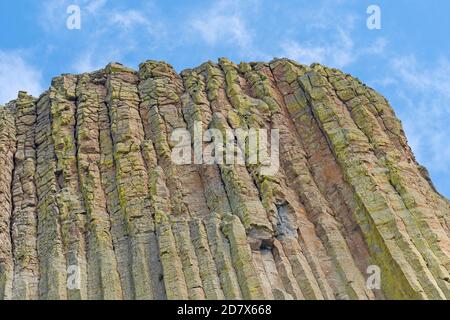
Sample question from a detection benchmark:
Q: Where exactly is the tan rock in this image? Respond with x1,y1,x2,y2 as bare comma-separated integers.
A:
0,58,448,300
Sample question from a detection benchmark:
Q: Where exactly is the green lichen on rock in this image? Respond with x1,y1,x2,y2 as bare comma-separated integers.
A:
0,57,448,301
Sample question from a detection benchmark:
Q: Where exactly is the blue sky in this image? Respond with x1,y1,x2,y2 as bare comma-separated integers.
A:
0,0,449,198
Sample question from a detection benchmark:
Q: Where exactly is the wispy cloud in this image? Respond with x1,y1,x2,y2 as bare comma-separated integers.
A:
389,56,450,176
40,0,157,34
38,0,167,73
0,51,43,104
192,14,251,50
110,10,150,30
85,0,107,14
277,1,386,69
280,32,388,68
190,0,252,49
188,0,267,59
391,55,450,98
71,49,122,74
362,37,388,56
280,28,355,68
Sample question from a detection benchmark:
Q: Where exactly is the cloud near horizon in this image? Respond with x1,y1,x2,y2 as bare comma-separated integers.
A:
387,56,450,175
0,51,43,104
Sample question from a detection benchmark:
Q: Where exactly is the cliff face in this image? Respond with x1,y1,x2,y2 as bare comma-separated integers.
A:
0,58,449,300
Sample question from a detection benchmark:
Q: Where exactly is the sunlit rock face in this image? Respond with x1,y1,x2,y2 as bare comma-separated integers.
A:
0,58,449,300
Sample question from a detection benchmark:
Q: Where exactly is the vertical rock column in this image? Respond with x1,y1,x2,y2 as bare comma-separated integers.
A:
138,61,189,300
0,105,16,300
105,63,156,300
75,72,123,299
138,61,208,300
273,60,446,299
263,60,375,299
196,61,271,299
50,75,88,300
11,92,39,300
215,59,274,242
1,58,448,301
35,93,67,300
182,63,283,297
239,62,338,299
181,67,240,299
319,65,450,295
96,73,135,299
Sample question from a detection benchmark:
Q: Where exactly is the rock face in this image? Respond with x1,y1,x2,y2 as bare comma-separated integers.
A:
0,58,449,300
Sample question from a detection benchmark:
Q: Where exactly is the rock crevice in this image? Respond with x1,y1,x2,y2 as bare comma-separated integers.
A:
0,58,449,300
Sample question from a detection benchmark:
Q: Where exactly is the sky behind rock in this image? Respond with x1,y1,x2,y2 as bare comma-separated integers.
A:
0,0,449,197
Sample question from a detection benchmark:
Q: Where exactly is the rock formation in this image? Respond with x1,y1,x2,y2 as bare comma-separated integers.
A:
0,58,449,300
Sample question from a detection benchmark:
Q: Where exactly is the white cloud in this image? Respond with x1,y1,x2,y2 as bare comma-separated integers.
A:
391,56,450,98
40,0,154,34
370,76,397,87
280,28,355,68
71,48,122,73
277,0,387,69
71,52,100,74
300,0,357,31
192,14,251,49
39,0,63,32
0,51,43,104
362,37,388,56
86,0,107,14
189,0,262,58
390,56,450,174
281,43,326,65
280,29,387,68
39,1,164,73
110,9,151,30
68,5,165,73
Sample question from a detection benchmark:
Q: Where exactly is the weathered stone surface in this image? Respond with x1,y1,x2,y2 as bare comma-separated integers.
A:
11,93,39,300
0,58,448,300
0,105,16,300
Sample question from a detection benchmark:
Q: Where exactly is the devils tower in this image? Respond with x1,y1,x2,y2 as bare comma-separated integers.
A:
0,58,449,300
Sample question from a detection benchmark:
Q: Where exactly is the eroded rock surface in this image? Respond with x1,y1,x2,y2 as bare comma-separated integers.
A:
0,58,449,300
